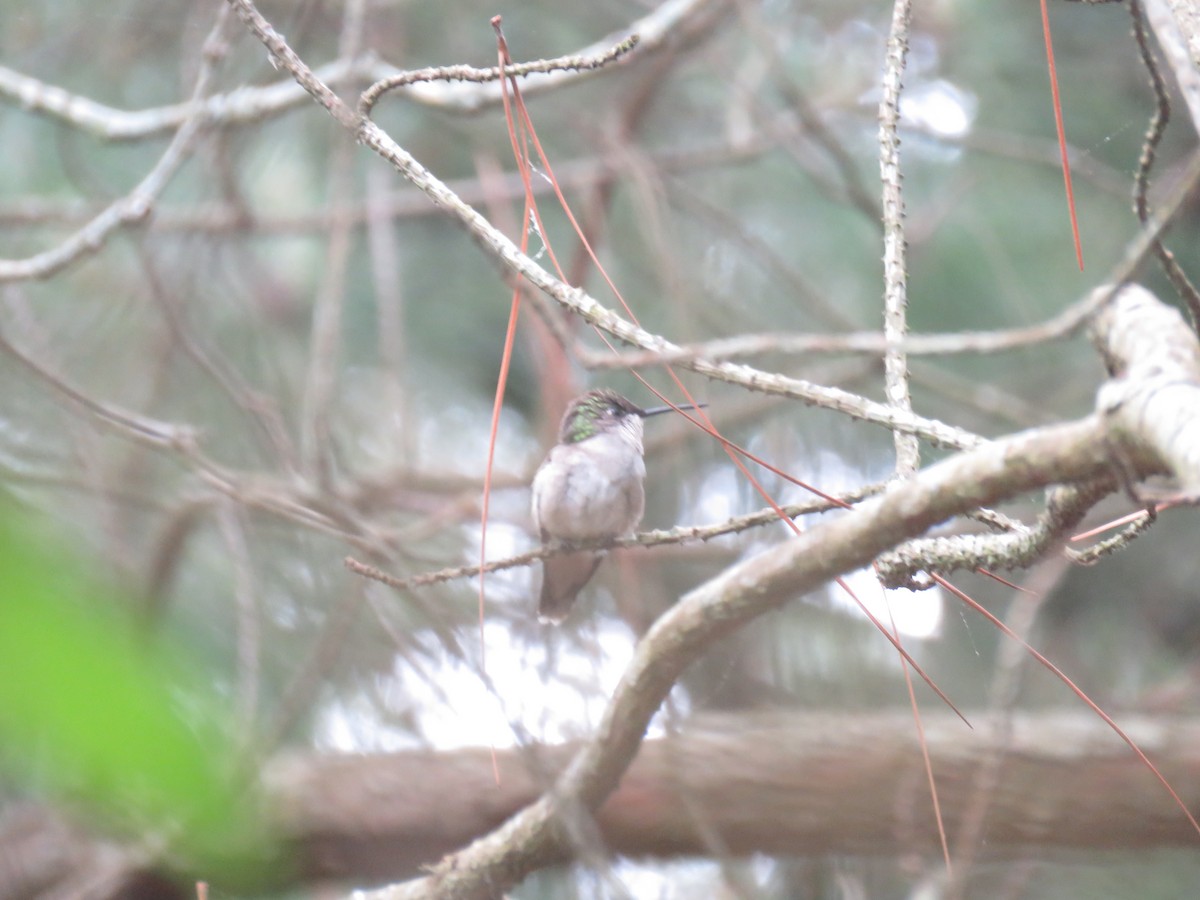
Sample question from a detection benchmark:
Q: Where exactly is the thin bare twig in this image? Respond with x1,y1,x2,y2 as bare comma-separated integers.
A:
345,482,885,593
879,0,919,477
0,10,233,283
1129,0,1200,325
137,250,300,473
0,57,382,141
0,313,370,542
263,582,369,753
216,499,262,740
226,0,985,451
300,140,355,486
591,145,1200,370
1068,503,1160,564
365,160,414,464
368,0,729,114
0,321,200,453
731,0,878,222
358,37,639,117
0,136,777,237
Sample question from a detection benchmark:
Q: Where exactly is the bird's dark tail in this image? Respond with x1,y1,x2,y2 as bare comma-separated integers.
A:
538,551,603,623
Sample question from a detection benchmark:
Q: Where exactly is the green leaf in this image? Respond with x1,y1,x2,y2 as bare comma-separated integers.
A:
0,505,280,885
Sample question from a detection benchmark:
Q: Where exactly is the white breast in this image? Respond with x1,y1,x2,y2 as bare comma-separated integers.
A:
532,425,647,542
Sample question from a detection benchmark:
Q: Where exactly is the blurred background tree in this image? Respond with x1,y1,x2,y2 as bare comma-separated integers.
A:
4,0,1200,897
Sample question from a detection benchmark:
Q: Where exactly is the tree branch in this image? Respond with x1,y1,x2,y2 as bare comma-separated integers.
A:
219,0,1200,889
266,711,1200,887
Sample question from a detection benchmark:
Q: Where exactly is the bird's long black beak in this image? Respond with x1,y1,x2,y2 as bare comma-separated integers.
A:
640,401,707,418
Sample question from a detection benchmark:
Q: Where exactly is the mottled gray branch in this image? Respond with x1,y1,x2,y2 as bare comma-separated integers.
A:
879,0,919,476
879,283,1200,587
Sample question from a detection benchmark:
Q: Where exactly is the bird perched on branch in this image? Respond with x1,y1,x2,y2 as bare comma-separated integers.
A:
531,389,703,622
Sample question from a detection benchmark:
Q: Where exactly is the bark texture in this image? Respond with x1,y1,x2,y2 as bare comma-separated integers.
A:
264,711,1200,886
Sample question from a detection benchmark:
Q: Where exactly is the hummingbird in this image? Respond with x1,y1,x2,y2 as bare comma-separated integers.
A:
531,389,705,623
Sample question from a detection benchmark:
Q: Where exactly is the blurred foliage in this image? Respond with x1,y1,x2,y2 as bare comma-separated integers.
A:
0,502,279,886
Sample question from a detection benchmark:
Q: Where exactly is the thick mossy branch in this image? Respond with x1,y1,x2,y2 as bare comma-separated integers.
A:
879,283,1200,587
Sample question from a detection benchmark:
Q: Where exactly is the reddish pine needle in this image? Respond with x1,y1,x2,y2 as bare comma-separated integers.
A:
878,585,952,872
1040,0,1084,270
936,573,1200,838
476,15,538,786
